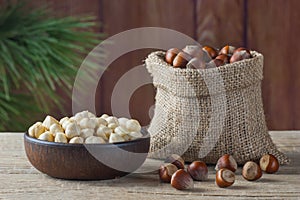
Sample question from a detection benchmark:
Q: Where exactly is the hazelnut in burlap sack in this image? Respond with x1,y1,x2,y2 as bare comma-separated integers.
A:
145,51,289,165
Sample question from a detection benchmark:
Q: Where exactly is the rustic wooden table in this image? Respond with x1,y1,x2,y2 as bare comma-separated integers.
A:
0,131,299,200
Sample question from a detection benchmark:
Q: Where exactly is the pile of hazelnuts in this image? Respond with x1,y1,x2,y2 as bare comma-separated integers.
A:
159,153,279,190
165,45,252,69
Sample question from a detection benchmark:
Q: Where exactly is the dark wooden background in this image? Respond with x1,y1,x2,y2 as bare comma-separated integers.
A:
31,0,299,130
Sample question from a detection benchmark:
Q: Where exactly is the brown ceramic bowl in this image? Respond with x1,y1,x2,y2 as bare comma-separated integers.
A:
24,129,150,180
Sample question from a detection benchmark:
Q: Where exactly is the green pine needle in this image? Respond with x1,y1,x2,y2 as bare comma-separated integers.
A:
0,1,102,131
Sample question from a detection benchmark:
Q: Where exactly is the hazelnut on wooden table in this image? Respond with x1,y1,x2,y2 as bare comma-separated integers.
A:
242,161,262,181
165,154,185,169
215,154,238,172
187,161,208,181
216,168,235,188
159,163,178,183
259,154,279,174
171,169,194,190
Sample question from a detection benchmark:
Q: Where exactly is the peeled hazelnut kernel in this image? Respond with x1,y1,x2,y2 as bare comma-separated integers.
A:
128,131,143,139
202,46,218,59
216,168,235,188
122,134,131,141
187,161,208,181
69,136,84,144
230,49,251,63
106,116,119,126
219,45,236,55
242,161,262,181
165,48,181,64
87,111,96,118
159,163,178,183
100,114,109,119
42,115,59,129
114,126,129,136
107,123,118,130
186,57,206,69
49,123,64,136
61,118,75,130
109,133,126,143
54,132,68,143
165,154,185,169
85,136,106,144
80,128,94,139
28,122,47,138
65,123,80,139
96,125,112,139
173,51,192,68
79,118,97,129
215,154,237,172
259,154,279,174
94,117,108,127
215,54,229,64
38,131,54,142
59,117,69,126
126,119,141,132
74,111,89,122
118,117,129,128
171,169,194,190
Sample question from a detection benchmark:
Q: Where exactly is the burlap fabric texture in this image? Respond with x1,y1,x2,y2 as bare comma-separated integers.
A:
145,51,289,165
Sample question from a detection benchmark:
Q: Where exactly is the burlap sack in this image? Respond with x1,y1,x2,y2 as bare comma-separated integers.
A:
145,51,289,165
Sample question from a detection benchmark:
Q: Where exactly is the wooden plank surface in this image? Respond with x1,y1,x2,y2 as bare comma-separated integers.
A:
0,132,299,199
98,0,195,126
195,0,245,47
247,0,300,130
21,0,300,130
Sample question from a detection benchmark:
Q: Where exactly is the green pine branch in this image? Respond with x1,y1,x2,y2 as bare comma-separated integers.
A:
0,1,103,131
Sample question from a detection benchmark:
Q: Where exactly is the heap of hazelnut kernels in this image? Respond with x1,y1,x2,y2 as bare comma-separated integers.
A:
165,45,252,69
28,110,143,144
159,153,279,190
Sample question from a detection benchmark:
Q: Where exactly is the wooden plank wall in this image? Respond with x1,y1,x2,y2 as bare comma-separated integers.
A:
25,0,300,130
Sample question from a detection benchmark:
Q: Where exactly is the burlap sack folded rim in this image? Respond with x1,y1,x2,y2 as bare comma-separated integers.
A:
146,51,264,97
145,51,290,165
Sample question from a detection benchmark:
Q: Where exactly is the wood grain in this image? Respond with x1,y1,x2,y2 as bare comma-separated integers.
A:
0,132,299,199
17,0,300,130
247,0,299,129
99,0,195,125
195,0,244,48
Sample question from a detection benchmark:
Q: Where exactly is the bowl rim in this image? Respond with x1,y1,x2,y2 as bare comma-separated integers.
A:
24,128,150,148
